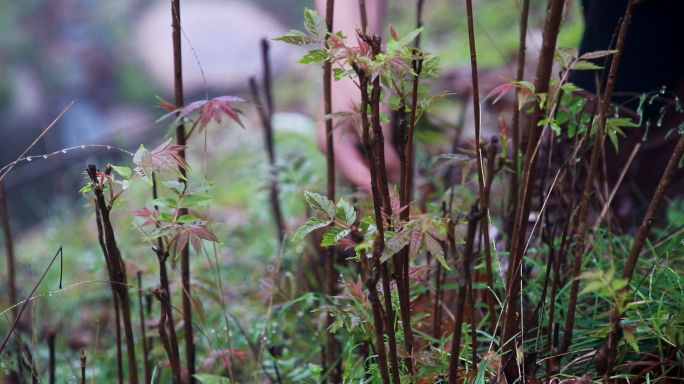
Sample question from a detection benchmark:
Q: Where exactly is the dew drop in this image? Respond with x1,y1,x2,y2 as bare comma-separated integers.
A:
81,145,85,149
4,370,9,376
43,155,48,159
660,86,666,95
62,149,67,153
107,146,111,149
262,336,268,341
297,311,304,318
222,326,227,331
211,328,216,334
48,292,53,296
26,157,32,162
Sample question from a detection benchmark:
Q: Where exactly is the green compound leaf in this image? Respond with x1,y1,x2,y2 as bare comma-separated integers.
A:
304,8,327,41
179,194,213,208
162,180,186,195
321,226,350,247
111,165,131,179
336,198,356,227
304,191,336,218
273,30,316,45
151,197,178,208
292,217,332,242
185,180,215,195
297,49,328,64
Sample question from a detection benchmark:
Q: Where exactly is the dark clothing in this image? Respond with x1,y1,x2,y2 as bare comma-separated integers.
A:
556,0,684,230
570,0,684,114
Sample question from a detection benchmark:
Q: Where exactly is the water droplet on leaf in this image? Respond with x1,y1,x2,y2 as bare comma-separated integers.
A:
26,157,32,161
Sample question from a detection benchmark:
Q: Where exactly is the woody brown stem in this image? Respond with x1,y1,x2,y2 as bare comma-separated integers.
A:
448,204,481,384
87,165,139,384
154,289,182,384
501,1,564,382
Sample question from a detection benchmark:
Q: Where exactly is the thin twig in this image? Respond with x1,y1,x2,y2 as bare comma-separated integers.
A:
249,73,285,242
0,100,74,182
592,143,641,231
138,272,151,384
0,247,62,354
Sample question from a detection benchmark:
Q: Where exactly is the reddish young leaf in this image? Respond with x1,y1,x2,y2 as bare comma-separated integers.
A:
329,33,346,50
356,36,371,57
389,24,399,41
149,138,189,175
484,82,516,104
175,229,190,254
407,265,431,287
160,95,247,132
343,276,368,305
390,188,400,214
389,55,411,73
174,222,219,255
517,86,534,109
409,229,423,261
132,206,159,227
190,234,202,255
155,96,177,111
